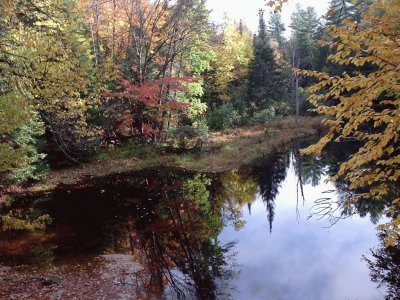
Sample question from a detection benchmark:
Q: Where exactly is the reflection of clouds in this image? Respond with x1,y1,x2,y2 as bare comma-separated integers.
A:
219,163,383,300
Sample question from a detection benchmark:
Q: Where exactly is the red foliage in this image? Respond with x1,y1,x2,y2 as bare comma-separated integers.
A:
103,76,195,140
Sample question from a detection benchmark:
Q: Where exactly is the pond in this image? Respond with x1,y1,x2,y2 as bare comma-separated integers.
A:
0,141,395,299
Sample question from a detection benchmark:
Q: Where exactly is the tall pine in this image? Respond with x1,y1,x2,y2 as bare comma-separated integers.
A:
325,0,361,25
248,9,283,110
267,12,285,49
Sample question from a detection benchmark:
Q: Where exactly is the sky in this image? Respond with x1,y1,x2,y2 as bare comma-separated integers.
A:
206,0,330,37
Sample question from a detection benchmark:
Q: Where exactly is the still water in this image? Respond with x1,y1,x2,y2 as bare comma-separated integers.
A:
0,144,393,299
219,164,382,299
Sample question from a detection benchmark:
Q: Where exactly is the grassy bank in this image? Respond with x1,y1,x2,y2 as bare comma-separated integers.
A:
21,116,323,192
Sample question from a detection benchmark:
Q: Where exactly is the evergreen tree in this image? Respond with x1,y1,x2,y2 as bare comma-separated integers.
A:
247,9,283,110
267,12,286,49
326,0,361,25
289,6,321,71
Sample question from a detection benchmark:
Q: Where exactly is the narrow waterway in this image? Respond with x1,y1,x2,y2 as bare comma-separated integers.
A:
0,142,391,299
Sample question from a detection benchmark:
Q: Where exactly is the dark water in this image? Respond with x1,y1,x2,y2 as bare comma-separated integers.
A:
0,143,397,299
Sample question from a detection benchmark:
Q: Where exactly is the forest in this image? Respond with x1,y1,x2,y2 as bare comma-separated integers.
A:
0,0,399,298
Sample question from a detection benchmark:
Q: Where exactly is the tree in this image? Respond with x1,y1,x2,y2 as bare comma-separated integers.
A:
255,152,290,232
211,20,253,103
299,0,400,246
0,0,109,166
363,231,400,300
213,170,258,230
267,12,286,49
81,0,211,83
289,5,321,71
103,76,195,141
247,9,283,110
325,0,362,25
0,0,107,180
285,6,322,122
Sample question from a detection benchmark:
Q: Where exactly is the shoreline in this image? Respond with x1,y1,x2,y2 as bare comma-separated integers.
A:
3,116,324,196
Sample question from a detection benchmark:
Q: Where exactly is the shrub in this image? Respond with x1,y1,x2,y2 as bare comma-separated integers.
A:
166,119,209,149
249,107,276,125
207,103,241,130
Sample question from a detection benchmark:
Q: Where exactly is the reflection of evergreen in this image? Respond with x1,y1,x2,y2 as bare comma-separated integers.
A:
254,152,290,233
296,154,326,187
293,140,327,187
295,139,391,224
337,184,391,224
363,230,400,299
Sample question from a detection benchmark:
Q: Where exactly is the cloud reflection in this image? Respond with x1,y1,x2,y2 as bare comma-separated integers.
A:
219,163,384,300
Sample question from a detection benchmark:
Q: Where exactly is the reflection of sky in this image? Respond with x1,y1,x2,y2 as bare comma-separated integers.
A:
219,163,384,300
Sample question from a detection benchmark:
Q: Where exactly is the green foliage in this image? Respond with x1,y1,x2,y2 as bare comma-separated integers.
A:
176,81,208,120
166,121,209,150
211,20,253,103
214,170,258,230
1,212,51,231
248,9,284,109
325,0,363,25
289,5,321,71
207,103,242,130
267,12,286,49
272,100,293,116
183,174,223,234
1,0,110,164
7,112,48,183
183,38,216,76
97,140,160,161
249,107,276,125
191,119,209,138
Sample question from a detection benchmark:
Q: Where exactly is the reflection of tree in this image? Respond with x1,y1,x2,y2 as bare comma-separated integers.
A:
2,169,238,299
339,192,390,224
293,140,392,225
293,150,326,187
324,142,392,223
126,173,238,299
363,228,400,300
254,152,290,233
212,170,258,230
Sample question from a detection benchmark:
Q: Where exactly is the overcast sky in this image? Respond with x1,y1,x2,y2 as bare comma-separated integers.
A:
206,0,330,37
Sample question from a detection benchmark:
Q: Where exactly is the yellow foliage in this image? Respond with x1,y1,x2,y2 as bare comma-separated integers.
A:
300,0,400,245
212,22,254,102
1,0,109,156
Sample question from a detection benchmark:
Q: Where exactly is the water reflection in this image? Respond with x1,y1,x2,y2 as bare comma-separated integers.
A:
124,173,237,299
0,169,239,299
364,230,400,300
0,144,399,299
219,161,385,299
253,152,290,233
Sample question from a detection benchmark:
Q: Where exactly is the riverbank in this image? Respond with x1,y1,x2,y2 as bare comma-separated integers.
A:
6,116,323,194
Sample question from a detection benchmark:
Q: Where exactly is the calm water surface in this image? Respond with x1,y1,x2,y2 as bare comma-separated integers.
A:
219,163,382,299
0,145,392,299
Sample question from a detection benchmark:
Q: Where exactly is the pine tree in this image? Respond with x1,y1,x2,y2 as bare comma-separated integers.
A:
267,12,285,49
325,0,375,26
247,9,283,109
289,6,321,71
